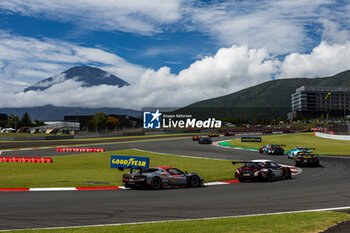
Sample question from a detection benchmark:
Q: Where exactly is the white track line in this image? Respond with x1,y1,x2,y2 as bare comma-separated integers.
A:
30,187,77,191
1,206,350,232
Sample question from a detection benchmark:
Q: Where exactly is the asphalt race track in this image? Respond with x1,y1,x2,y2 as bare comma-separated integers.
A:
1,135,350,230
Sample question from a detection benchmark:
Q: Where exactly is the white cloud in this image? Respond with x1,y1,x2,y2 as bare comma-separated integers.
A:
0,31,146,91
1,33,350,110
0,44,277,108
0,0,184,35
187,0,343,54
278,41,350,78
320,19,350,44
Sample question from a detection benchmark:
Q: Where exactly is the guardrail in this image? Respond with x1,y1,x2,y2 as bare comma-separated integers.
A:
314,132,350,140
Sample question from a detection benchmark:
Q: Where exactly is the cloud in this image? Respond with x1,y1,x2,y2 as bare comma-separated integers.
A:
186,0,346,54
1,0,349,57
320,19,350,44
0,38,350,110
0,31,146,92
0,44,277,108
0,0,184,35
277,41,350,78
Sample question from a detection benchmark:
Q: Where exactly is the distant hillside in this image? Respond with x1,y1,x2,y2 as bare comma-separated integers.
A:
179,70,350,120
24,66,129,92
0,105,140,121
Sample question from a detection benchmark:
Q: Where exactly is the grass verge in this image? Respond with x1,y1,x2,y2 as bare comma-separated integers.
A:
0,149,238,188
4,211,350,233
227,133,350,156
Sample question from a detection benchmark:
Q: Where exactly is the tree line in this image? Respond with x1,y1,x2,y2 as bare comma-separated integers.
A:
0,112,45,129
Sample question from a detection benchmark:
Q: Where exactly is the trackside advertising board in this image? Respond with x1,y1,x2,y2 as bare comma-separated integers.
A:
110,155,149,169
241,137,262,142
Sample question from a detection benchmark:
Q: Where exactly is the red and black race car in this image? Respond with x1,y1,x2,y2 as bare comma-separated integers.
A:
192,135,202,141
224,131,235,136
122,166,204,189
234,159,292,182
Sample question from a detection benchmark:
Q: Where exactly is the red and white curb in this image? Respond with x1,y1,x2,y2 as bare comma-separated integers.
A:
0,186,127,192
0,180,244,192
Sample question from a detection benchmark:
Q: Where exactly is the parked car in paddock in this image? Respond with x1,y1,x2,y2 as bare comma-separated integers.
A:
192,135,202,141
259,144,285,155
198,136,212,144
208,133,219,137
122,166,204,190
224,131,235,136
234,159,292,182
293,152,320,167
287,147,315,159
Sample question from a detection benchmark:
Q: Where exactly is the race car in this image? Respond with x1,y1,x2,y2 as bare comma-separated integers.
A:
259,144,285,155
192,135,202,141
208,133,219,137
262,129,272,134
282,128,294,133
234,159,292,182
293,152,320,167
224,131,235,136
198,136,212,144
122,166,204,190
287,147,315,159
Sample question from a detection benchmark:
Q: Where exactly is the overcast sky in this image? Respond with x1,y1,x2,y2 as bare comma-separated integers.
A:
1,0,350,109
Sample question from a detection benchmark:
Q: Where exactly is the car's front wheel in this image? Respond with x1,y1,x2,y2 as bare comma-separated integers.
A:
189,175,201,187
150,177,162,190
284,168,292,179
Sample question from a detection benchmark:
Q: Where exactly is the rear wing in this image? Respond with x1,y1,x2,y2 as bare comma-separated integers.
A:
118,167,146,173
232,161,251,165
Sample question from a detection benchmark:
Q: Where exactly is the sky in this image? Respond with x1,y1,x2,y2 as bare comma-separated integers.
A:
1,0,350,109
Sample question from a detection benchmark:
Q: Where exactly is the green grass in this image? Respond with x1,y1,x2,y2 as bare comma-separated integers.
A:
0,149,238,188
227,133,350,156
5,211,350,233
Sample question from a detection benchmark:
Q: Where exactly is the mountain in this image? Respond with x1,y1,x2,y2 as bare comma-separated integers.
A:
0,105,140,121
178,70,350,120
24,66,129,92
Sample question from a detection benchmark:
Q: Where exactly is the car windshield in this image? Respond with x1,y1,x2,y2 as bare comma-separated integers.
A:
243,162,261,167
166,168,184,175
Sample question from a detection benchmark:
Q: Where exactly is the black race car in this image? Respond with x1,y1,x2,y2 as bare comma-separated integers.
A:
234,159,292,182
259,144,285,155
198,136,212,144
293,152,320,167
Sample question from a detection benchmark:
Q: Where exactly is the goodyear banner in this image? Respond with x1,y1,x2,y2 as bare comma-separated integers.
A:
110,155,149,169
241,137,262,142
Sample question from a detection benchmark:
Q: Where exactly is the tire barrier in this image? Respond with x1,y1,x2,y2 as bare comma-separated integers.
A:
0,157,52,163
56,147,105,152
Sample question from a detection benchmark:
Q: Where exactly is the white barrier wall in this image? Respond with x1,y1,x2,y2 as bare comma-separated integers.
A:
315,132,350,141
